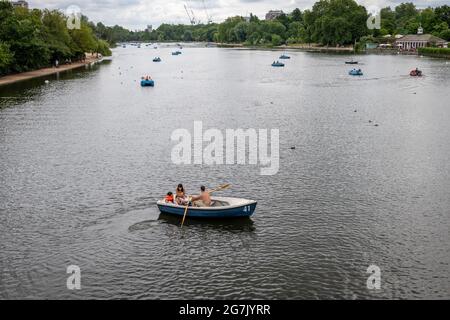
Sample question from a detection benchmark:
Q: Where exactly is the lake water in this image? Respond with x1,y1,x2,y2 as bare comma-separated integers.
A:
1,44,449,299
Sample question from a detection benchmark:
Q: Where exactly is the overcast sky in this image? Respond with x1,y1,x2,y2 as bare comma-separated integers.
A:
29,1,449,30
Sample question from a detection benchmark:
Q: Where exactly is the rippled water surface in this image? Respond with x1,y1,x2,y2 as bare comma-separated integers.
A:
1,45,450,299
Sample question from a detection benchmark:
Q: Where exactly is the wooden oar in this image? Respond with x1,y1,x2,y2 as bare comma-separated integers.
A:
180,184,231,228
208,183,231,194
180,196,192,229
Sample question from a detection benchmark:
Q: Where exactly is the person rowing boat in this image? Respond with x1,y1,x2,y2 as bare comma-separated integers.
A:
191,185,212,207
156,184,259,221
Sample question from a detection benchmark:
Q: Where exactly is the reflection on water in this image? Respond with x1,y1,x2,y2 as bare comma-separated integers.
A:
129,219,161,232
158,213,256,232
1,45,450,299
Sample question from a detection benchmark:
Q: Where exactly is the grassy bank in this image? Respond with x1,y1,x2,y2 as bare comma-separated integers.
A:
418,47,450,59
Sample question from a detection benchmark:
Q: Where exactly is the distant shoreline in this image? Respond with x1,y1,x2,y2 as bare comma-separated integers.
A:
0,54,102,87
216,42,355,52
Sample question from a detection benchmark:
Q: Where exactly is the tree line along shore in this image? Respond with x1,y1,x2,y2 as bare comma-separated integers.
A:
94,1,449,48
0,1,111,77
1,0,450,78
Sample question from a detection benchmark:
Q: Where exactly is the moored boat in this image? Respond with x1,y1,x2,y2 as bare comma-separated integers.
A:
279,54,290,59
172,51,182,55
153,57,161,62
345,60,358,64
157,197,257,218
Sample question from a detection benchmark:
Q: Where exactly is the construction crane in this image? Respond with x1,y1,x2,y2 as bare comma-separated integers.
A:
184,4,195,25
202,0,212,24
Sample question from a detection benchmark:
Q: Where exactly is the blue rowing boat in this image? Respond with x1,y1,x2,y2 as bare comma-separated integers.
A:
141,79,154,87
157,197,257,218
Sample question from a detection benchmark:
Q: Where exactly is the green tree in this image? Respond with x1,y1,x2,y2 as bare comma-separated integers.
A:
271,34,283,46
435,5,450,26
440,29,450,40
183,30,193,41
233,22,249,43
308,0,367,45
291,8,303,22
70,22,97,54
380,7,396,34
395,2,418,34
0,42,13,74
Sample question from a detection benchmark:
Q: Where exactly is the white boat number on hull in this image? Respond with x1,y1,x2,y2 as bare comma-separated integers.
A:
243,205,251,212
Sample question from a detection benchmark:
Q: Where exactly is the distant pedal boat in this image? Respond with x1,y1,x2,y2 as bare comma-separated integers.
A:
349,69,363,76
157,197,257,218
279,54,290,59
141,79,154,87
272,61,285,67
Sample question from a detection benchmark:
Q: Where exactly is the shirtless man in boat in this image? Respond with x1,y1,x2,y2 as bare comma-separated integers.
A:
191,186,212,207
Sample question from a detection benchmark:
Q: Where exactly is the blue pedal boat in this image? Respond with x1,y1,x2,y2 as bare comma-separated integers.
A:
157,197,257,218
272,61,285,67
141,79,154,87
172,51,182,55
349,69,363,76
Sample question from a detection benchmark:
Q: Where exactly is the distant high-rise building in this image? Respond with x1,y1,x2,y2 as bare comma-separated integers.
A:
265,10,283,20
11,1,29,9
146,25,153,32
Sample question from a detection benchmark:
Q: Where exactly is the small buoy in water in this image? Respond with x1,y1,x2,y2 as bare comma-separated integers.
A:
270,102,274,104
413,92,416,94
368,120,372,123
44,80,49,84
290,146,296,150
374,124,379,127
354,110,357,112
